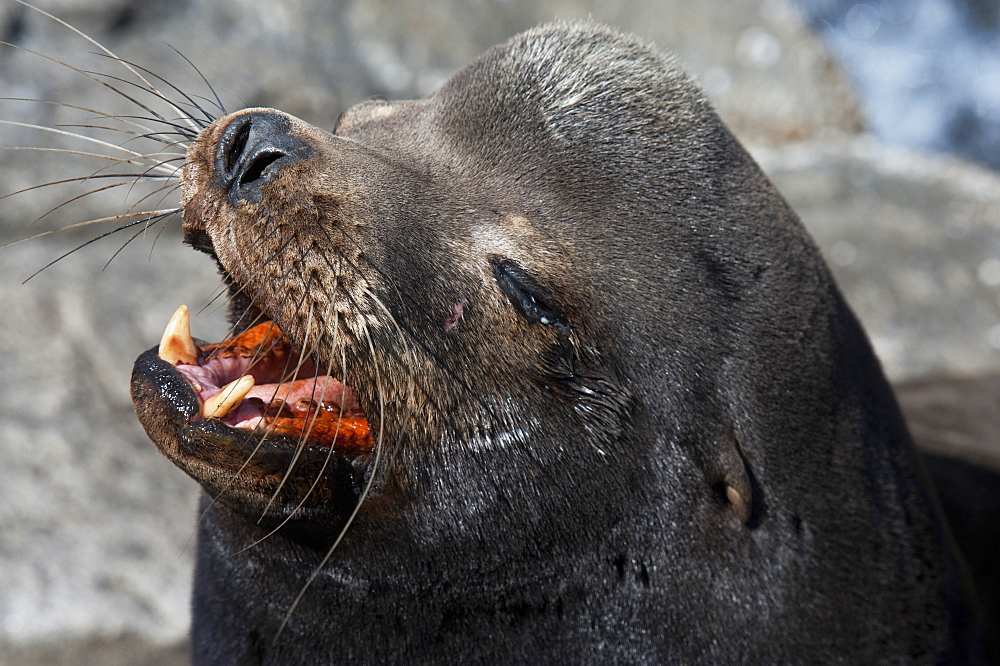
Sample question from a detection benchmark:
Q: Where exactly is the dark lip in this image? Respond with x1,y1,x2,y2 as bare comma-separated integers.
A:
131,343,371,525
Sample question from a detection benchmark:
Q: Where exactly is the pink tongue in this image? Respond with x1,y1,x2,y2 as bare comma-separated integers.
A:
206,376,361,429
163,320,374,449
174,344,360,427
243,377,357,410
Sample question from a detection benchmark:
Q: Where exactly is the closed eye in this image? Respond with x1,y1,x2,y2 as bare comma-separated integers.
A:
491,257,569,332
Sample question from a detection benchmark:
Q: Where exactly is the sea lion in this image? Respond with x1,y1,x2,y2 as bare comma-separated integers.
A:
127,22,988,663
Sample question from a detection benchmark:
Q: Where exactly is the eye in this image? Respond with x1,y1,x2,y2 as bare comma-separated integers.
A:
491,257,569,332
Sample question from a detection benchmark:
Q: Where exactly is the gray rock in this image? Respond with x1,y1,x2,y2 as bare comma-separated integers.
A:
755,136,1000,380
0,235,222,664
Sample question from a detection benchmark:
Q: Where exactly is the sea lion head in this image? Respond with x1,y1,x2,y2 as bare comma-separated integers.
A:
131,22,958,652
140,23,745,538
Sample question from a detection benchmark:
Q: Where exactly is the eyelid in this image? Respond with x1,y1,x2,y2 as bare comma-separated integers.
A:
490,257,569,332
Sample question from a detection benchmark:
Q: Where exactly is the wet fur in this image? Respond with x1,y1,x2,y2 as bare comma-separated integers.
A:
174,24,986,663
7,13,989,664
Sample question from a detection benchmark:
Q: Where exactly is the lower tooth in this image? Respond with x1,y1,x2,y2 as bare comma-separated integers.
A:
202,375,255,419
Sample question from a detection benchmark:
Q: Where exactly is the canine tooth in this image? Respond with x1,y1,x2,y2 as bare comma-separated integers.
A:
202,375,255,419
158,305,199,365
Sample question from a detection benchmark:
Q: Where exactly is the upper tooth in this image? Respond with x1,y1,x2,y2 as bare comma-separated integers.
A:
158,305,199,365
202,375,255,419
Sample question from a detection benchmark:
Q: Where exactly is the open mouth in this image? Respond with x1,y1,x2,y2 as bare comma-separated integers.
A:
131,302,374,523
157,305,372,452
130,109,383,522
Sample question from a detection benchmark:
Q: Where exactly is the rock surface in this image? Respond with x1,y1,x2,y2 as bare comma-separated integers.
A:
757,137,1000,380
0,0,995,663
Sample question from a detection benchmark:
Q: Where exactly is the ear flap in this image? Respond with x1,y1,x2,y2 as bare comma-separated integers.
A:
696,428,756,526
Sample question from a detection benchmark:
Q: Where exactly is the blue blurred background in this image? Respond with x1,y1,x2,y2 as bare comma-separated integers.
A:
799,0,1000,169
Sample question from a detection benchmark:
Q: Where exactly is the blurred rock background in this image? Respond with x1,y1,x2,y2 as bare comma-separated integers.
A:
0,0,997,663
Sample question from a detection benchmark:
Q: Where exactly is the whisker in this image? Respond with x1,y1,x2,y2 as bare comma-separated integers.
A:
118,181,183,221
218,257,310,381
259,299,317,520
362,286,420,407
196,277,251,322
14,0,204,133
0,208,180,251
222,283,317,478
190,290,301,536
1,97,162,136
104,114,199,140
195,225,284,326
165,43,228,116
277,279,350,521
86,70,209,130
275,310,386,642
31,180,145,226
237,332,344,554
95,52,218,124
0,40,189,136
311,234,463,414
0,120,177,161
0,173,174,203
15,0,151,89
0,146,179,177
252,258,317,386
21,158,183,227
148,210,179,259
54,122,191,148
123,160,184,202
101,210,174,270
259,232,303,272
19,209,179,282
147,180,183,214
115,132,193,148
196,279,238,319
77,155,185,190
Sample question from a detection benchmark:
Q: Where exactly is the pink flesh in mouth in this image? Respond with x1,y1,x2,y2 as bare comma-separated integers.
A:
161,316,373,450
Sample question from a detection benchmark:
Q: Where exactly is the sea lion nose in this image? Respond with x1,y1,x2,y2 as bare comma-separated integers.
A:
213,111,313,205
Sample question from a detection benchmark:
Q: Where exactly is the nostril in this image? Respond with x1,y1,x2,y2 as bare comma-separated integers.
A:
240,151,285,187
212,111,313,204
214,112,294,188
224,118,252,175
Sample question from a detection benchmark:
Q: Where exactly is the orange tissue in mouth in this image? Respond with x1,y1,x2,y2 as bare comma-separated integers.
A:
158,305,372,451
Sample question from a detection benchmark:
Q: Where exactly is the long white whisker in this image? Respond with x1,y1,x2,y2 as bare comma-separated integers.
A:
32,180,149,225
0,146,179,177
275,312,386,642
0,119,173,162
0,173,173,203
1,97,163,135
0,208,180,250
238,313,344,553
260,302,316,519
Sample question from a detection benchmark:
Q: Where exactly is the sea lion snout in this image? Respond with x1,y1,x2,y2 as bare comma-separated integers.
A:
211,111,313,205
